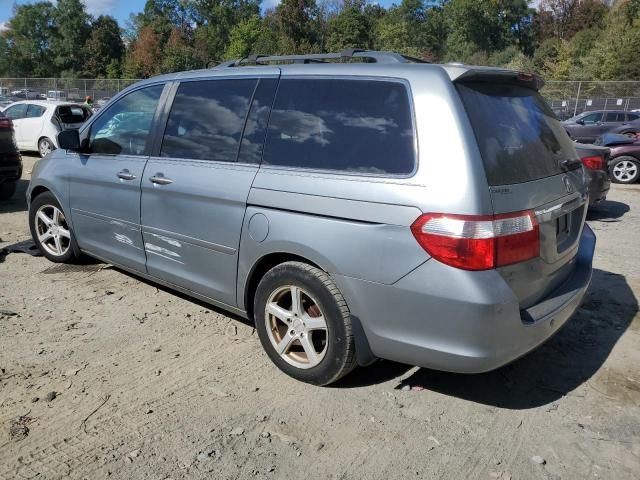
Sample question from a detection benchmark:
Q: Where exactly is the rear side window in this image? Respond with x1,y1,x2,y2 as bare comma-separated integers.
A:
604,112,625,122
627,113,639,121
263,79,415,175
161,79,257,162
457,82,577,186
26,105,46,118
4,104,27,120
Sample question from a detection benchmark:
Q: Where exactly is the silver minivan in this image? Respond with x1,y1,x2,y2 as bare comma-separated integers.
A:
27,51,595,385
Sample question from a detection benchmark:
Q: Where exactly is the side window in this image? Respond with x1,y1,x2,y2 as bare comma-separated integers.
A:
263,79,415,174
627,113,639,121
238,78,278,164
26,104,46,118
161,78,257,162
4,104,27,120
604,112,624,122
581,113,602,124
89,84,164,155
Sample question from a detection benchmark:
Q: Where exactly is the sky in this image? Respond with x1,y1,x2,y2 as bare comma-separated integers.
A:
0,0,539,31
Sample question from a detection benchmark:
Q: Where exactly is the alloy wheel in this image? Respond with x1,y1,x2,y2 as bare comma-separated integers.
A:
39,139,52,157
265,285,328,369
35,205,71,257
612,160,638,183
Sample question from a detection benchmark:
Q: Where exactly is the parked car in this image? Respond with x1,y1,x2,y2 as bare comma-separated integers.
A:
27,51,595,385
563,110,640,143
0,96,13,108
595,133,640,184
47,90,67,101
11,89,40,99
0,111,23,201
1,101,92,157
574,143,611,205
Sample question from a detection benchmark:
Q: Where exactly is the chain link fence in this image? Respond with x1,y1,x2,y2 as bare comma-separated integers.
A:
0,78,141,106
2,78,640,121
542,81,640,120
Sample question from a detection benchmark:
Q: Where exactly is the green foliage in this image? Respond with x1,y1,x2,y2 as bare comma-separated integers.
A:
0,0,637,81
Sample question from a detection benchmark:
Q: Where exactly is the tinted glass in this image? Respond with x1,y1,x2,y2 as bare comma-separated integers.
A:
90,84,163,155
26,104,46,118
581,112,602,123
5,104,27,120
604,112,624,122
627,113,639,121
457,82,577,186
161,79,257,162
238,78,277,164
263,79,415,174
57,105,89,124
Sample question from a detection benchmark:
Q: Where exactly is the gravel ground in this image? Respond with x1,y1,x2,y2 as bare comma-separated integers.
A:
0,155,639,480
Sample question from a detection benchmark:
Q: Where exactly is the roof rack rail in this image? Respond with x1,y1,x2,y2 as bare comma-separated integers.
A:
214,49,429,68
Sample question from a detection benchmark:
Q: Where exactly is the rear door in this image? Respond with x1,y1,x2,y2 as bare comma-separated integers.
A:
457,81,588,308
601,112,625,135
140,71,279,306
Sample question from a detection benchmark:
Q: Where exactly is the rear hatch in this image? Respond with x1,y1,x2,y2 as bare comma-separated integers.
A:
456,79,588,310
54,105,91,130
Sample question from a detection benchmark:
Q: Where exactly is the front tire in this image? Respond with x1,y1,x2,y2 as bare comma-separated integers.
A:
0,181,16,201
38,137,54,158
254,261,357,386
609,156,640,184
29,192,80,263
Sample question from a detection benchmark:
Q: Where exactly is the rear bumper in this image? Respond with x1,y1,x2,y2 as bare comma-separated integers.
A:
586,170,610,205
335,225,596,373
0,161,22,183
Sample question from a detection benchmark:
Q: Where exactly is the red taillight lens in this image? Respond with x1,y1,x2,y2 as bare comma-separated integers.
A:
0,117,12,129
581,155,605,170
411,211,539,270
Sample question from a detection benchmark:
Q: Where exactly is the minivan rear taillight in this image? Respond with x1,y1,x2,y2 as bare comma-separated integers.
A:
411,211,540,270
581,155,605,171
0,117,12,129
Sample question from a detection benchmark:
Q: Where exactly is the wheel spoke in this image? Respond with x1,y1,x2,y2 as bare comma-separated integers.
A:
300,335,320,365
290,286,303,317
58,227,71,239
38,230,52,243
37,210,51,226
53,236,63,255
52,208,61,225
266,303,291,323
304,314,326,331
275,331,295,355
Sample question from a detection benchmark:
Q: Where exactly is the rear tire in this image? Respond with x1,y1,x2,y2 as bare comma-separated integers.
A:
29,192,80,263
0,181,16,201
38,137,54,158
254,261,357,386
609,156,640,184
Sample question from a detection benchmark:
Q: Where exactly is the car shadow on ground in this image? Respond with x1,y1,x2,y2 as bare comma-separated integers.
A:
338,269,638,409
587,200,630,222
0,179,29,214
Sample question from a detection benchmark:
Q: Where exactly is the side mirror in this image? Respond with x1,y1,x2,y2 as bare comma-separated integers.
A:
576,119,585,125
58,129,80,151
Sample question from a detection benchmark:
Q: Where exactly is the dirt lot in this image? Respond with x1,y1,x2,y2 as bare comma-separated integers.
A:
1,155,639,480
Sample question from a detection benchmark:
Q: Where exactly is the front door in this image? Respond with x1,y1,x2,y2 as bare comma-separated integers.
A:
21,104,47,150
3,103,28,148
67,83,167,272
140,74,278,306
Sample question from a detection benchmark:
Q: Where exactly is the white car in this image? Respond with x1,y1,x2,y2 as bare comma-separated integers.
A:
1,100,92,157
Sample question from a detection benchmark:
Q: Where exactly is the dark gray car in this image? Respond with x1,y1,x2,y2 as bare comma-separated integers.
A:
574,143,611,206
563,110,640,143
26,51,595,385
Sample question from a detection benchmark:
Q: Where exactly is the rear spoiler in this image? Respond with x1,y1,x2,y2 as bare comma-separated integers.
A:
445,65,545,91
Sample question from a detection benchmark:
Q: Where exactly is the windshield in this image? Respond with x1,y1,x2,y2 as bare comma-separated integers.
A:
457,82,578,186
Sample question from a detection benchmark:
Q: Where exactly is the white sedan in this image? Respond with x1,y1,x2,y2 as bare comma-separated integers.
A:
1,100,92,157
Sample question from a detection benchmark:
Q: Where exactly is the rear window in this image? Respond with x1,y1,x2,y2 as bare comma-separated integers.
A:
457,82,577,186
263,79,415,175
57,105,89,124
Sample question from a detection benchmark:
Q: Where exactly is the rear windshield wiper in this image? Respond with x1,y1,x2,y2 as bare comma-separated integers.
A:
559,159,582,172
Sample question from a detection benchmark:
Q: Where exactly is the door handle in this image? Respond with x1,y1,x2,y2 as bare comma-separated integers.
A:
117,170,136,181
149,174,173,185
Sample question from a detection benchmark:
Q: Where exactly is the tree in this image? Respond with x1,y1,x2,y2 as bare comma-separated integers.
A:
326,0,372,51
1,2,57,77
162,27,198,72
82,16,125,78
51,0,92,76
274,0,321,53
124,25,162,77
535,0,609,41
225,15,279,59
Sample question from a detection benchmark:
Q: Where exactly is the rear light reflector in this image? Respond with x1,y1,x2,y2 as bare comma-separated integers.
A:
581,155,605,170
411,211,539,270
